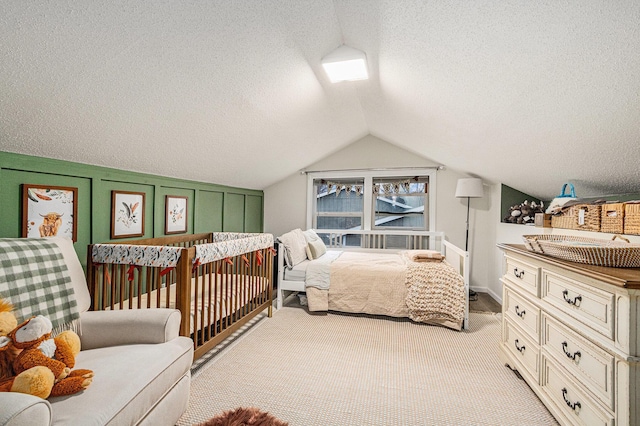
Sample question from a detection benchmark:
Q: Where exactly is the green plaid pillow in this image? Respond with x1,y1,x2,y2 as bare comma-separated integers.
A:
0,239,79,332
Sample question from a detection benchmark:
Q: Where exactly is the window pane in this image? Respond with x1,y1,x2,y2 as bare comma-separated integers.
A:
314,179,364,230
316,193,363,213
316,216,362,230
373,177,427,229
374,213,424,228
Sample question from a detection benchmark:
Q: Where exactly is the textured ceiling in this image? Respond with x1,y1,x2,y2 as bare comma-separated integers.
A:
1,1,639,198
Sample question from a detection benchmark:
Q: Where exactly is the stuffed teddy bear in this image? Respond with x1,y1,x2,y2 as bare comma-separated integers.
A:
9,315,94,397
0,298,55,398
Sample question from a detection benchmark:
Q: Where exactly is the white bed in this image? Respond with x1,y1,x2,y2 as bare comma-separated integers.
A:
276,230,470,330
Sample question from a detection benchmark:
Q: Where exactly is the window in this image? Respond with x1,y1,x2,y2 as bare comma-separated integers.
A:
312,178,364,230
373,177,428,230
307,169,436,233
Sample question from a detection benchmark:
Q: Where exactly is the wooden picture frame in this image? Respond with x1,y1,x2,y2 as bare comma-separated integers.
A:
22,184,78,241
111,190,145,239
165,195,188,234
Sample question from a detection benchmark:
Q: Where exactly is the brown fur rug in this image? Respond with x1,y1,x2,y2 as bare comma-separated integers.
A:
195,407,288,426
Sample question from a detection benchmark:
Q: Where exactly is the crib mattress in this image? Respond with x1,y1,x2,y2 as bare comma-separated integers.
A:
108,274,269,334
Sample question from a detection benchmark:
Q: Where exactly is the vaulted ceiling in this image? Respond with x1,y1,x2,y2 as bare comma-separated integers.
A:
2,1,639,199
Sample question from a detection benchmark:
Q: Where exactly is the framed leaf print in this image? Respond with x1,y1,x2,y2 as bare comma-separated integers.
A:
22,184,78,241
111,191,145,239
165,195,187,234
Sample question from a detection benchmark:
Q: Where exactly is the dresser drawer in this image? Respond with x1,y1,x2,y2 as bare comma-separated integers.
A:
541,271,615,340
542,314,615,410
504,256,540,297
503,319,539,382
541,356,614,426
503,286,540,342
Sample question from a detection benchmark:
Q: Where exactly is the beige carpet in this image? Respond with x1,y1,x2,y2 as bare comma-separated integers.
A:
178,307,557,426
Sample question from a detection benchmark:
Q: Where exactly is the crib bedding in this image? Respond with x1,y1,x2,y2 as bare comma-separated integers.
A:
108,274,268,334
304,251,465,330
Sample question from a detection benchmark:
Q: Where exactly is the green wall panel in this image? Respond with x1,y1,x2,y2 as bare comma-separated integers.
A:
224,193,246,232
195,190,224,233
245,194,263,233
0,151,264,267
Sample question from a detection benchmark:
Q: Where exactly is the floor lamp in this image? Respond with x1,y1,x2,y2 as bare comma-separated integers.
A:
455,178,484,299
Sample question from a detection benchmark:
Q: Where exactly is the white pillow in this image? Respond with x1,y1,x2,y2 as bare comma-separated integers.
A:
307,238,327,260
303,229,320,243
277,229,308,268
303,229,321,259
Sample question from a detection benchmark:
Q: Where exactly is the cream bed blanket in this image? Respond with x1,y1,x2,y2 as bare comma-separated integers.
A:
306,251,464,330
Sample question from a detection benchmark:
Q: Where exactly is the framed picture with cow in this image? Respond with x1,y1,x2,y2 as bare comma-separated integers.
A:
111,190,145,239
22,184,78,242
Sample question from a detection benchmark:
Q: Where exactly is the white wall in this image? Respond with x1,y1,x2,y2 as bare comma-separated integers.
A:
266,138,640,305
264,134,495,293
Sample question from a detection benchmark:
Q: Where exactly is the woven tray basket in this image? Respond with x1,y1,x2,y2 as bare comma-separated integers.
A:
551,207,575,230
522,234,640,268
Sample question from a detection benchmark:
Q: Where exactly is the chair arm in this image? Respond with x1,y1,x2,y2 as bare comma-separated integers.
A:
0,392,51,425
79,309,182,350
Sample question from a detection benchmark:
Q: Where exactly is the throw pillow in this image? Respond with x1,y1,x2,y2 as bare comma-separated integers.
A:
277,229,308,267
307,238,327,259
302,229,320,243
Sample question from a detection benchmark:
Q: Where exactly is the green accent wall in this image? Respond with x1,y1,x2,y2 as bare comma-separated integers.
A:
500,184,545,222
0,151,264,266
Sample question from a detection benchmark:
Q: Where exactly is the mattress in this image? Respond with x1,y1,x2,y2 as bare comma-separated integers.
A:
284,259,310,281
108,274,269,334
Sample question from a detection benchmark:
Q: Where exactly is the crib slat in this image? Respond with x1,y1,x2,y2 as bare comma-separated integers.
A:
210,261,217,338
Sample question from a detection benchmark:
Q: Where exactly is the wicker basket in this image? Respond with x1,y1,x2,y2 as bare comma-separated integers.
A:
573,204,601,232
600,203,625,234
624,203,640,235
522,234,640,268
551,206,575,230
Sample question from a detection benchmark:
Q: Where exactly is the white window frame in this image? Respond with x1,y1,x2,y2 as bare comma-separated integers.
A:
306,168,437,232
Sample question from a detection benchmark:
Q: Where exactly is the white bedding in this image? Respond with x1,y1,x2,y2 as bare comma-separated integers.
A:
299,250,465,330
305,250,342,290
284,259,310,281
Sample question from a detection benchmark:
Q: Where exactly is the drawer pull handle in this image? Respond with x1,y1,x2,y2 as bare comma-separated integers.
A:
515,305,526,318
514,339,525,353
561,342,581,362
513,268,525,279
562,290,582,306
561,388,581,412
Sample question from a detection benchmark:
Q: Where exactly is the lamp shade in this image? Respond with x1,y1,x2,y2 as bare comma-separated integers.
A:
321,45,369,83
455,178,483,198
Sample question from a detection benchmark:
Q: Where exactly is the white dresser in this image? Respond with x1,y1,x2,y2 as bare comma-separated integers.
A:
498,244,640,426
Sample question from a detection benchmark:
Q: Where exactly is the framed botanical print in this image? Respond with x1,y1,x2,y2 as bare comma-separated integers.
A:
22,184,78,241
111,190,145,239
165,195,188,234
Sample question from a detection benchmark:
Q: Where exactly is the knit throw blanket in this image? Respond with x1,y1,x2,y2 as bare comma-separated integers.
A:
405,260,465,330
0,239,80,334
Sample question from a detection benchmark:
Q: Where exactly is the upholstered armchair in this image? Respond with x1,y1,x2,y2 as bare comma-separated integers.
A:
0,237,193,426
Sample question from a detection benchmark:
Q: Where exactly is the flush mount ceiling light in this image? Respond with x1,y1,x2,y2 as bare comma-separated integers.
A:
321,45,369,83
